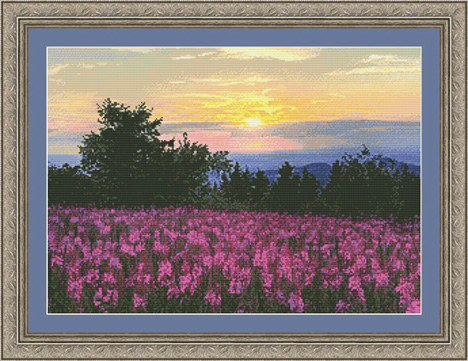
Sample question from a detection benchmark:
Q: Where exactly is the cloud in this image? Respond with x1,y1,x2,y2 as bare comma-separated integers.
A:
49,78,66,85
310,100,328,105
192,75,277,86
112,47,156,54
48,64,69,75
299,134,348,150
216,48,321,62
266,120,420,153
159,130,302,153
158,89,298,126
199,52,216,57
159,121,229,135
359,54,413,65
171,51,216,61
327,65,420,76
360,54,403,64
78,63,96,69
77,62,108,68
329,92,345,98
192,77,225,83
163,93,228,100
49,61,109,76
172,55,196,60
327,54,421,77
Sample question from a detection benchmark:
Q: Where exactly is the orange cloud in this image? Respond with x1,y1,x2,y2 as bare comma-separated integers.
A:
159,130,302,153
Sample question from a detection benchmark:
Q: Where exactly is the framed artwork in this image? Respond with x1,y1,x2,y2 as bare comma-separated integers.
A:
1,1,466,360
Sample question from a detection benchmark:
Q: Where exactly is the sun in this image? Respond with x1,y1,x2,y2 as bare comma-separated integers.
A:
245,118,262,128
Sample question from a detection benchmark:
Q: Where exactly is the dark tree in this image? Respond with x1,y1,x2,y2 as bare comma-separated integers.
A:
78,99,230,207
163,132,230,205
321,145,420,219
299,168,321,213
271,162,301,213
393,164,420,219
251,170,271,208
320,160,344,215
220,162,255,205
48,163,93,205
78,99,172,205
221,162,244,202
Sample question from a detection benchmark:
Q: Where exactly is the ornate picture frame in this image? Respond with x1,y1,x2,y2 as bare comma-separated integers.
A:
1,1,466,359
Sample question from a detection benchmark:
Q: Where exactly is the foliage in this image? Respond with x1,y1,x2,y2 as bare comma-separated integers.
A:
78,99,171,206
321,145,420,219
220,161,322,214
51,99,230,207
154,132,230,206
251,170,271,209
270,162,302,212
48,164,93,205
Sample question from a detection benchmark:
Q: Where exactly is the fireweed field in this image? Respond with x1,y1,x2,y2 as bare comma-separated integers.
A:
48,206,421,314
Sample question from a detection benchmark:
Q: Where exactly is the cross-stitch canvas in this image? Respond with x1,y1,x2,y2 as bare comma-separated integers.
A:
47,47,421,314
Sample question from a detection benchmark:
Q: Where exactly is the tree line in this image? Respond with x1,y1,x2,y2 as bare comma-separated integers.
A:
48,99,420,219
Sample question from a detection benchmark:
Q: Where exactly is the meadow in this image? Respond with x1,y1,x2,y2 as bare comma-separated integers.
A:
48,206,420,314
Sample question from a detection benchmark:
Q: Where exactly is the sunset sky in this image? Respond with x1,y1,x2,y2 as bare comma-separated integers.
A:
48,47,421,156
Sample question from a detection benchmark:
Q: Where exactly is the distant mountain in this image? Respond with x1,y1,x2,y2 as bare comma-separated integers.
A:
49,153,420,187
265,163,332,185
382,158,420,177
264,158,420,185
48,154,81,167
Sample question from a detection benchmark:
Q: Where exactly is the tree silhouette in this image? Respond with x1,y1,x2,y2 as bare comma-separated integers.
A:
48,164,92,205
299,168,321,212
79,99,172,205
271,162,301,213
251,170,271,208
321,145,420,218
78,99,229,206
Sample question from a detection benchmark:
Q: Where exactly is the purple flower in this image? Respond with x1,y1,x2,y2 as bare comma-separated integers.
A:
287,292,304,313
335,299,350,313
133,293,146,310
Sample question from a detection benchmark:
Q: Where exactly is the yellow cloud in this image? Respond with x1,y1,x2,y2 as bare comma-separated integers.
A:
113,47,156,54
192,75,277,87
78,63,96,69
192,77,226,83
360,54,412,64
216,48,321,62
327,65,421,76
328,53,421,77
170,50,216,61
48,64,69,75
172,55,196,60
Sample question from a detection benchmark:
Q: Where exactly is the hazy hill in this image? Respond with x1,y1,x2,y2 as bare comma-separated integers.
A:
265,159,420,185
265,163,332,185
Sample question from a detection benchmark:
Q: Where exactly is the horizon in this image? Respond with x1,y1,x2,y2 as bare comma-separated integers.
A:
49,118,421,161
48,147,421,171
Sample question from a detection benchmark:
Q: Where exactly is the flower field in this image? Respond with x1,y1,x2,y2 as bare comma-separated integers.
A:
48,206,420,313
